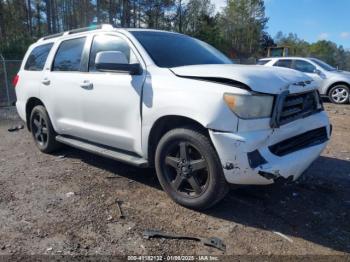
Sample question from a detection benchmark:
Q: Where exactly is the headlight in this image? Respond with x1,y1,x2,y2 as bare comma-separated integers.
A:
223,93,274,119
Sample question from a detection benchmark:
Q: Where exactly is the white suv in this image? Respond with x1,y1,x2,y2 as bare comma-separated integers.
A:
14,25,330,209
258,57,350,104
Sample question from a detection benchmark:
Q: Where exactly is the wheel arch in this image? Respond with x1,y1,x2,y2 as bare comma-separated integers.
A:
326,81,350,95
147,115,209,167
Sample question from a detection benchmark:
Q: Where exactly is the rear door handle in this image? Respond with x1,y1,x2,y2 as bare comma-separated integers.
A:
80,80,93,89
41,78,50,85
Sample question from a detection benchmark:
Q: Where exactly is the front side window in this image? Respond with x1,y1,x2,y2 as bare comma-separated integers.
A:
52,37,86,71
130,31,232,68
274,59,292,68
89,35,137,72
293,60,316,73
24,43,53,71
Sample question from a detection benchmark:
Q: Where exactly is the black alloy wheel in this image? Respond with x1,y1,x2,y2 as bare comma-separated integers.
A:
163,141,209,197
30,105,60,153
32,110,49,148
155,127,229,210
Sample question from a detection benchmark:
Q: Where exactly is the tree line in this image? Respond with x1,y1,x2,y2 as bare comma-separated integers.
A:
0,0,349,70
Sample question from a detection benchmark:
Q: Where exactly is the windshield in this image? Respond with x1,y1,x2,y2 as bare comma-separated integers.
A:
130,31,233,68
310,58,336,71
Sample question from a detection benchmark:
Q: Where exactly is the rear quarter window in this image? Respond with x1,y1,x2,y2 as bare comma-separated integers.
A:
24,43,54,71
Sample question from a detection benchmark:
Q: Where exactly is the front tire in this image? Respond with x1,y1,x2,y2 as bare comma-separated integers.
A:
30,105,60,153
155,127,229,210
328,85,349,104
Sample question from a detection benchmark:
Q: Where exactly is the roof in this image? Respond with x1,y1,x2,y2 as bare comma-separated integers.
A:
126,28,183,35
38,24,115,42
260,57,316,60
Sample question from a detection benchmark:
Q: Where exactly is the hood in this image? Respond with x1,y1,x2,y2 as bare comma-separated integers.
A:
327,70,350,79
170,64,317,94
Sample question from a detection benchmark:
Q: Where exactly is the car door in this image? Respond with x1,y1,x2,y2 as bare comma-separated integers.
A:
79,33,146,154
292,59,324,87
41,36,89,138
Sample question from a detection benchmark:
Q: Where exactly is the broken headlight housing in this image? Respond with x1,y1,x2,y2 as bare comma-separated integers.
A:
223,93,274,119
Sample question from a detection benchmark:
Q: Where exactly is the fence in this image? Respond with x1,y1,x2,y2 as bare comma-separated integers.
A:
0,55,22,107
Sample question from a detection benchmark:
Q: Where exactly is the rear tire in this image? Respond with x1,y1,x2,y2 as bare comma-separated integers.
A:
328,85,349,104
30,105,60,153
155,127,229,210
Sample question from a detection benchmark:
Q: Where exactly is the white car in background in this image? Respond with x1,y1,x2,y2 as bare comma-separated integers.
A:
258,57,350,104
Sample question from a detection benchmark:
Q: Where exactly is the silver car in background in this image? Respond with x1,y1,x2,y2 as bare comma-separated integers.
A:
258,57,350,104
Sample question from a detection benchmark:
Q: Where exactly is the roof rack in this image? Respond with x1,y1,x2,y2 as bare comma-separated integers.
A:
42,32,65,40
67,24,114,34
38,24,114,42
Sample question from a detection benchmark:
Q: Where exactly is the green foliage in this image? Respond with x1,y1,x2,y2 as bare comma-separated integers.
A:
275,32,310,57
309,41,338,65
0,37,34,59
180,0,224,49
219,0,268,58
0,0,349,70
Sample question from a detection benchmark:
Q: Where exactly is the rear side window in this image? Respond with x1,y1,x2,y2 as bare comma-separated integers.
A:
24,43,53,71
257,59,270,65
274,59,292,68
52,37,86,71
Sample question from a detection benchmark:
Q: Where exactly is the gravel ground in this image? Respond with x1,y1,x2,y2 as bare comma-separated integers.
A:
0,103,349,259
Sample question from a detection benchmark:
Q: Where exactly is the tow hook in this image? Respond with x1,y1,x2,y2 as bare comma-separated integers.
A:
258,171,279,180
258,171,294,184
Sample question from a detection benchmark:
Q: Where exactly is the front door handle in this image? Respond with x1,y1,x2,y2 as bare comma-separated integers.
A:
80,80,93,89
41,78,50,85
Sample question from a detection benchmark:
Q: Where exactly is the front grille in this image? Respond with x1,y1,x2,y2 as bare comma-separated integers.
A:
278,91,320,125
269,127,328,156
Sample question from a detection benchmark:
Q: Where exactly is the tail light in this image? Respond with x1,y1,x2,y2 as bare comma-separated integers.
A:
12,74,19,87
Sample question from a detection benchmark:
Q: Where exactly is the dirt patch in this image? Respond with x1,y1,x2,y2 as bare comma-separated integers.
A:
0,102,349,257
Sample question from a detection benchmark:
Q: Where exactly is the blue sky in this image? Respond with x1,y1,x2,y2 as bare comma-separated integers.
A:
213,0,350,49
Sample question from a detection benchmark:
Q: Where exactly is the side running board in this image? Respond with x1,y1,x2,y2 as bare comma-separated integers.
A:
56,135,148,167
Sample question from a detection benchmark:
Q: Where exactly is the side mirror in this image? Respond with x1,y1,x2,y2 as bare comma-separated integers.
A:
95,51,142,75
313,68,327,79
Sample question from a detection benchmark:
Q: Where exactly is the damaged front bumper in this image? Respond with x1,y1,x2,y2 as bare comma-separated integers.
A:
209,111,331,185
